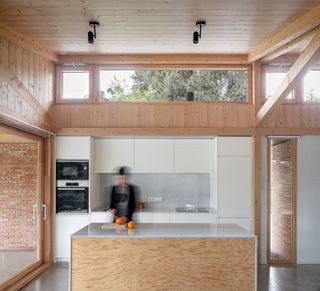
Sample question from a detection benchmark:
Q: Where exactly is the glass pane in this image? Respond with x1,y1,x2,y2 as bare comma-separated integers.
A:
62,71,89,99
100,69,248,102
269,139,295,263
265,72,293,99
0,131,41,284
303,70,320,102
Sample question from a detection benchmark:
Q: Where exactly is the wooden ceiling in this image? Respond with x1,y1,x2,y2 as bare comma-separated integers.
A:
0,0,319,54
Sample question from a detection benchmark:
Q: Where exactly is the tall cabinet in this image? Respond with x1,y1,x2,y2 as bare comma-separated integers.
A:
217,137,252,231
55,136,91,261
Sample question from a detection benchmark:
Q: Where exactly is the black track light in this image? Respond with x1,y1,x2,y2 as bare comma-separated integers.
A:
193,20,206,44
88,21,100,44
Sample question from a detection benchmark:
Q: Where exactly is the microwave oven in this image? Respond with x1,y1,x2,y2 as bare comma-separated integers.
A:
56,160,89,180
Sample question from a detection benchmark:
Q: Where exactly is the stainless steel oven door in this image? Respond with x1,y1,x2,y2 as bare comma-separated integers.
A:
56,187,88,213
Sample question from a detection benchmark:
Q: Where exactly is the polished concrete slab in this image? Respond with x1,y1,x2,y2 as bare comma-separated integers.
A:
21,263,320,291
21,262,69,291
258,264,320,291
0,250,37,284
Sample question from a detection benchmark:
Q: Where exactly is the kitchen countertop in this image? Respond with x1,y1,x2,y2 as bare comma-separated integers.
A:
91,207,217,214
72,223,255,238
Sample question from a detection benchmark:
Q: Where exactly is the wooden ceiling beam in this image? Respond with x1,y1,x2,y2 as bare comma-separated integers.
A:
255,28,320,127
57,54,249,65
249,4,320,62
261,28,318,62
0,22,58,62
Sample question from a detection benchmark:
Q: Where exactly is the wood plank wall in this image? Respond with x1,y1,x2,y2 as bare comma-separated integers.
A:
53,102,253,132
260,104,320,129
53,102,320,134
0,38,54,130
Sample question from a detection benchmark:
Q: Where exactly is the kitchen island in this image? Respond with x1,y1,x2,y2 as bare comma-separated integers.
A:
71,223,256,291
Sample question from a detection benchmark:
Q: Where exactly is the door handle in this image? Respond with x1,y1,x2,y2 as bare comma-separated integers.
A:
32,204,37,221
42,204,47,220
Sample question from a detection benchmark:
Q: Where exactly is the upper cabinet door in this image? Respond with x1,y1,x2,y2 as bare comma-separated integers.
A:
134,139,174,173
218,156,252,218
218,137,252,157
56,136,91,160
94,139,134,173
174,139,215,173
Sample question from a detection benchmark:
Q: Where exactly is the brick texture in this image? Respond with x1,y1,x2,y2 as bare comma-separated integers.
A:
270,139,294,261
0,142,38,250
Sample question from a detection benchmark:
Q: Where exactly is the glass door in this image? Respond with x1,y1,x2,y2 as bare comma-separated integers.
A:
267,138,297,265
0,127,44,285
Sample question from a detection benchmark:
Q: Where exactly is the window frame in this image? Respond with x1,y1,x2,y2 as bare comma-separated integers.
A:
261,64,298,104
302,67,320,104
55,65,95,104
97,64,252,104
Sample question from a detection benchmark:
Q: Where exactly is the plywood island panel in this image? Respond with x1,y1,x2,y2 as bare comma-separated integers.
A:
71,237,255,291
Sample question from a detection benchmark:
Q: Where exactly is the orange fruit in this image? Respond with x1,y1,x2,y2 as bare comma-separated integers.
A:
115,218,122,225
128,221,136,229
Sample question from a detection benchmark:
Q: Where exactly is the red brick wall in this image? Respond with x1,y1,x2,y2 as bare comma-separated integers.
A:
270,139,294,261
0,142,38,250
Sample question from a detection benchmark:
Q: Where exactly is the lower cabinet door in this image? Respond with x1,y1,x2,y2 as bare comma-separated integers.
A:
170,213,218,223
55,214,89,261
218,218,252,232
133,212,170,223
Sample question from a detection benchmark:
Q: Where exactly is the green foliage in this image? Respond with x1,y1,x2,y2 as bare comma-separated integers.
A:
305,89,320,103
101,70,248,102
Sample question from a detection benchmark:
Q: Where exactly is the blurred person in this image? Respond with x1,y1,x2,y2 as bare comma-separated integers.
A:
109,166,136,223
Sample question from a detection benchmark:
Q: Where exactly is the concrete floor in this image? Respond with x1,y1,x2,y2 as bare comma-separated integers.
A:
21,263,320,291
0,250,37,283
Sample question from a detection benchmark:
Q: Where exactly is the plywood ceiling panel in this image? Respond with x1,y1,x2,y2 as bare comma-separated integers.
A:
0,0,319,54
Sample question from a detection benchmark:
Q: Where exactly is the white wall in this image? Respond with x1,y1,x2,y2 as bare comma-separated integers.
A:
260,136,320,264
297,136,320,263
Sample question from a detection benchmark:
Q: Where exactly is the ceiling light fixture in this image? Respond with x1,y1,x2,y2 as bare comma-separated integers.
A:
193,20,206,44
88,21,100,44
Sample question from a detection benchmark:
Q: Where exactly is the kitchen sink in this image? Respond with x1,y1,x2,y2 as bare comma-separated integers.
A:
175,207,210,212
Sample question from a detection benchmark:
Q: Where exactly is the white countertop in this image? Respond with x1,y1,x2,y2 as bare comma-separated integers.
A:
72,223,255,238
91,207,217,214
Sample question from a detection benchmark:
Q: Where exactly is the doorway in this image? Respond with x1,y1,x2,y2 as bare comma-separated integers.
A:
267,138,297,265
0,124,51,289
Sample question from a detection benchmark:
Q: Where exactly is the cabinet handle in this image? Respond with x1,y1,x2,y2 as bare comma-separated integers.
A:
42,204,47,220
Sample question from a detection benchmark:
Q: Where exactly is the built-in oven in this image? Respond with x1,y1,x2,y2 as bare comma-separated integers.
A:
56,181,89,213
56,160,89,180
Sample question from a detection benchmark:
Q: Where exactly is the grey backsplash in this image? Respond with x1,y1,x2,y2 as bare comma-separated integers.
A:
99,173,212,209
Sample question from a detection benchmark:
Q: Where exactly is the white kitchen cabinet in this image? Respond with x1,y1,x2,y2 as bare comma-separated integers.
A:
90,211,114,223
169,213,218,223
56,136,91,160
218,156,252,218
134,139,174,173
218,137,252,157
174,139,215,173
133,212,170,223
218,218,252,232
94,139,134,173
55,214,89,261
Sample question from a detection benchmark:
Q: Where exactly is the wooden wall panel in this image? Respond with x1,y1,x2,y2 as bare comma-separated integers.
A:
0,38,54,130
72,237,256,291
53,103,253,132
260,104,320,129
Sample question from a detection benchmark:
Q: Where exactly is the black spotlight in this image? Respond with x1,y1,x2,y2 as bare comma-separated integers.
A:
193,20,206,44
88,21,100,44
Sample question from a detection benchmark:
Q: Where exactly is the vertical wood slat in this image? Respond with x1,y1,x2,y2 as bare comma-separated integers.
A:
0,39,54,129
